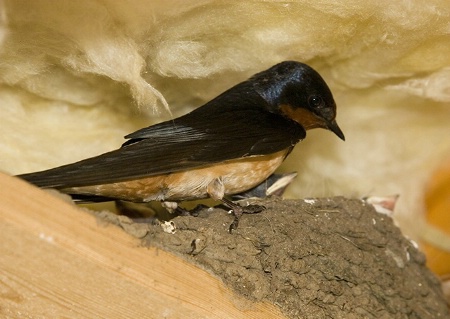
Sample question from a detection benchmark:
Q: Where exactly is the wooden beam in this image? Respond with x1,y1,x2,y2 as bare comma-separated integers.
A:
0,172,285,318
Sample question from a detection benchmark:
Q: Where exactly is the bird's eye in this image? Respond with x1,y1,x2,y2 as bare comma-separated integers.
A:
308,95,324,108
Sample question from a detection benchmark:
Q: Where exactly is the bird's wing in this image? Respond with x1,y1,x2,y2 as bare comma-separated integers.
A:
18,103,305,189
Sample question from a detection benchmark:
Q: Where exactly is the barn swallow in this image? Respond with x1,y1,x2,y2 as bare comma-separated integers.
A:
17,61,345,231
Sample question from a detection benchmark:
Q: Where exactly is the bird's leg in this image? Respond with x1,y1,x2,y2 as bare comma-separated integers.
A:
207,178,265,232
220,198,265,232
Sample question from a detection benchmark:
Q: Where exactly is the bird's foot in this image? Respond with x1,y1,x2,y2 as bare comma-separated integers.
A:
221,198,265,232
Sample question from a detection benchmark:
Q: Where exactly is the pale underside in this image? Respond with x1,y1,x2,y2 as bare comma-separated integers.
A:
63,150,288,202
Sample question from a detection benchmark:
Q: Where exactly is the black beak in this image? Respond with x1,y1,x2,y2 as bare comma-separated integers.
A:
327,119,345,141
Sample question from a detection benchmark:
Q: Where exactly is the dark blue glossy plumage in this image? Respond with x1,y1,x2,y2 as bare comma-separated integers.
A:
18,61,342,191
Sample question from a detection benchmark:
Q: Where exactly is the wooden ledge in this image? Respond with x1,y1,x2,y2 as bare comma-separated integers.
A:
0,172,285,318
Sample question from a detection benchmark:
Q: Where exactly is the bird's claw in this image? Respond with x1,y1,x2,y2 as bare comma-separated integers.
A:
226,201,266,233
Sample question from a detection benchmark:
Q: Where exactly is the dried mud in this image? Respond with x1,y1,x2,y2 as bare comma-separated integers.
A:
93,197,449,319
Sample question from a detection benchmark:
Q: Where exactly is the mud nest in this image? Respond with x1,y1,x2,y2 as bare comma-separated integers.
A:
94,197,449,319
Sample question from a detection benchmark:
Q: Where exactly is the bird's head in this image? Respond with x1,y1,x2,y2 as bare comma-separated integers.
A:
252,61,345,141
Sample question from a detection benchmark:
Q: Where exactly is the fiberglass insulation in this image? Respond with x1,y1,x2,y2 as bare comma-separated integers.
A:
0,0,449,243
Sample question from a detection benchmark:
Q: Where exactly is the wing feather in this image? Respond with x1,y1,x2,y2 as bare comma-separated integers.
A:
18,90,305,189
